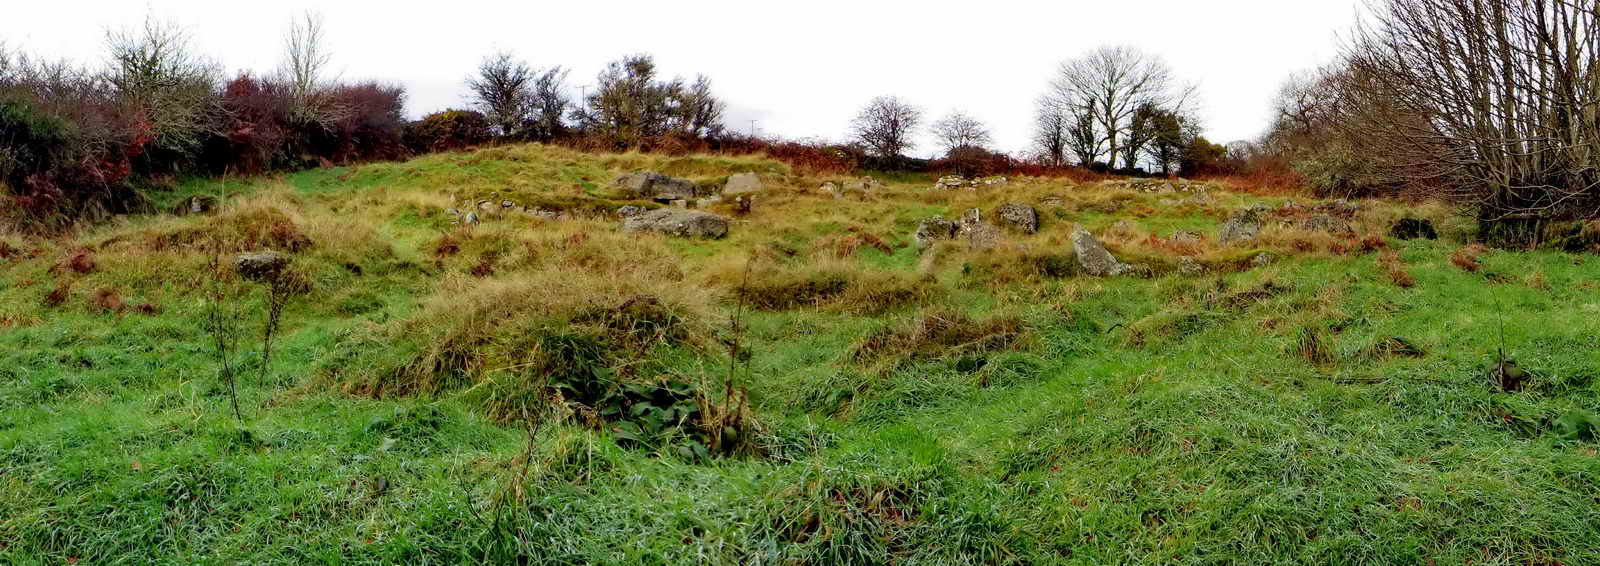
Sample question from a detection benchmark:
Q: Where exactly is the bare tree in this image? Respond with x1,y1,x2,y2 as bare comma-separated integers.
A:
104,16,221,164
1031,95,1068,167
1342,0,1600,231
279,11,335,124
930,110,992,155
1049,45,1194,167
850,95,923,160
467,51,535,138
1064,98,1102,166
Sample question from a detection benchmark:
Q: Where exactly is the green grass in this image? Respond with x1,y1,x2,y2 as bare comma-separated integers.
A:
3,144,1599,564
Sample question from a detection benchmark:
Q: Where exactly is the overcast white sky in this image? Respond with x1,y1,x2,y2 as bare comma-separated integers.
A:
3,0,1364,158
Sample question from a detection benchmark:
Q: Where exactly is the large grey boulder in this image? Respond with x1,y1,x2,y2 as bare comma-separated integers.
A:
1072,226,1132,276
953,208,1004,250
622,209,730,239
613,172,701,201
914,217,959,248
964,224,1004,251
996,203,1039,234
1218,206,1269,245
235,251,290,282
723,173,764,195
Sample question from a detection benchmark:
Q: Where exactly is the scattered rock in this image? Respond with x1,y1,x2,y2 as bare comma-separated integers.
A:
235,251,289,282
820,182,842,199
1040,196,1064,207
1112,219,1139,233
1168,231,1202,245
934,176,969,190
1315,199,1361,219
444,208,460,216
613,172,701,201
1391,217,1438,240
1178,257,1206,275
996,203,1039,234
933,176,1008,190
1071,226,1132,276
723,173,764,195
622,209,730,239
464,212,480,225
1252,252,1277,267
843,177,882,191
477,200,495,211
733,195,754,214
671,199,689,209
174,195,217,216
501,200,515,209
1219,206,1269,244
914,217,959,248
1109,178,1215,194
1300,214,1355,235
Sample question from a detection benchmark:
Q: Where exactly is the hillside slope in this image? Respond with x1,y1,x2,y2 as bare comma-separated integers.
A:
3,144,1599,564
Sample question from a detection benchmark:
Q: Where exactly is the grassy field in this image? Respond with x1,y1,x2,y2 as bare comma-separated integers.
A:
2,144,1598,565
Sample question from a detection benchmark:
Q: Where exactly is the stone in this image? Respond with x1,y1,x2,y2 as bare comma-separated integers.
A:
1179,257,1206,275
613,172,701,201
733,195,754,214
463,212,480,225
622,209,730,239
914,217,959,248
996,203,1039,234
1169,231,1202,245
964,223,1004,251
671,199,689,209
501,200,515,208
959,208,983,229
1391,217,1438,240
478,200,495,211
1072,226,1132,276
1112,219,1138,233
1315,199,1361,219
723,172,763,195
1300,214,1355,235
235,251,290,282
175,195,217,216
1219,206,1269,244
1252,252,1277,267
934,176,970,190
1041,196,1064,207
820,182,841,199
445,208,460,216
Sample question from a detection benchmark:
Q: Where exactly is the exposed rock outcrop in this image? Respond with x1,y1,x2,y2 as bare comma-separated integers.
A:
622,209,730,239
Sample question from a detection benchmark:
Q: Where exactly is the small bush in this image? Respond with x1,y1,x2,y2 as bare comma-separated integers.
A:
404,109,492,153
1378,251,1414,288
1451,244,1487,272
1295,326,1334,365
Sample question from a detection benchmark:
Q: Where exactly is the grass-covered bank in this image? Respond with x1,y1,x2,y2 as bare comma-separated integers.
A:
2,144,1598,564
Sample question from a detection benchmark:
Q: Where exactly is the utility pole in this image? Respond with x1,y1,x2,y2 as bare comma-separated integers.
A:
749,119,758,138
